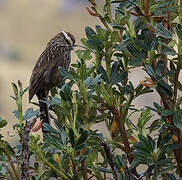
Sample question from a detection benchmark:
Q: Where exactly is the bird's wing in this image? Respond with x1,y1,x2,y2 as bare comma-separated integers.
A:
29,47,64,101
29,50,47,101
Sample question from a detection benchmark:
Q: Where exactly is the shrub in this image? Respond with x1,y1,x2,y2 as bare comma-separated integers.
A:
1,0,182,179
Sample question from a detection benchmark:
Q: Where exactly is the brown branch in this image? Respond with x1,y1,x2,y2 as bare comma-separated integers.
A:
87,0,112,33
81,159,88,180
144,0,149,16
21,114,40,180
113,109,139,177
113,110,133,163
4,151,20,180
98,14,112,33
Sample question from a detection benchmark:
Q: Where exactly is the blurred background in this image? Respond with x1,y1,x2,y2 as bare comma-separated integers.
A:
0,0,159,141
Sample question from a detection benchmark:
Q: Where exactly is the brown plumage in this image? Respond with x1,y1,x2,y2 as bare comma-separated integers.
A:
29,31,75,133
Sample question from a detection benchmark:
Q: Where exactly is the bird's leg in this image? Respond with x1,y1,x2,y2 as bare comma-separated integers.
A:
32,89,50,134
31,118,43,132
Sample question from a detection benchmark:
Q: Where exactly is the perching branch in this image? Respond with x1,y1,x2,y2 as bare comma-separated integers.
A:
21,114,40,180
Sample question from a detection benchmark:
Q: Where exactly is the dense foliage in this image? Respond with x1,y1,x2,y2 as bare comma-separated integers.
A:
1,0,182,179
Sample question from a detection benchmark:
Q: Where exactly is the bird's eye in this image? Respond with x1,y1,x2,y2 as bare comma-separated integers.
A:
62,31,73,46
65,38,72,45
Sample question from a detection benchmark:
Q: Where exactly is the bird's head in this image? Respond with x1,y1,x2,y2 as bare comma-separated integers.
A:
48,31,75,50
62,31,75,49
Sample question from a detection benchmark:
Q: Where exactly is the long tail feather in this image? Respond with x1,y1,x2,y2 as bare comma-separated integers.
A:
36,90,49,134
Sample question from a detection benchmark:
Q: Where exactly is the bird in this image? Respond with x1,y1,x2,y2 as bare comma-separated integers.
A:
29,31,75,134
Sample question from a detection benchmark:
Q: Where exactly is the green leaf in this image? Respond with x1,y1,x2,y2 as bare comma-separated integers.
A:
161,144,180,154
170,61,176,72
85,26,96,40
80,63,87,79
153,23,172,38
114,155,126,169
162,109,174,116
76,50,83,59
111,71,128,85
100,83,111,104
43,123,62,135
0,118,7,128
11,82,18,98
85,76,92,87
110,31,119,42
144,64,155,78
110,23,126,30
147,135,155,152
89,74,102,87
110,62,120,83
13,110,19,119
115,37,130,51
128,58,143,66
23,108,39,120
45,134,64,150
173,113,182,130
153,102,162,112
69,128,75,148
95,166,112,173
86,39,104,50
156,61,164,75
135,86,153,97
83,49,92,60
97,65,109,83
155,0,174,9
95,25,110,40
126,43,143,59
134,38,148,51
76,130,88,147
20,86,29,96
157,131,173,148
166,173,177,180
58,67,75,81
155,6,177,14
69,69,81,80
158,79,173,97
60,83,72,101
149,36,158,50
137,108,152,129
4,142,15,157
159,41,177,56
75,144,86,151
138,134,154,152
129,158,143,170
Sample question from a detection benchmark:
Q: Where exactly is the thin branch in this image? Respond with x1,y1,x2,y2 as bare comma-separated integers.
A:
87,0,112,33
21,114,40,180
81,159,88,180
4,151,20,180
4,163,14,180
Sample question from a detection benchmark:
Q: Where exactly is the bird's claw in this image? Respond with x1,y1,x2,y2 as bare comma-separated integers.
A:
31,119,43,132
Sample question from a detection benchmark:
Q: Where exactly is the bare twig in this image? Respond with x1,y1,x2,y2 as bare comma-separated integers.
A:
4,163,14,180
3,150,20,180
21,114,40,180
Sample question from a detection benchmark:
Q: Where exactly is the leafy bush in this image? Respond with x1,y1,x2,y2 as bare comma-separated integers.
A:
1,0,182,179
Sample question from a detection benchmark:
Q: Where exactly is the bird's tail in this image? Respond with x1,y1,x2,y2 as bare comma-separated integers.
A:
36,90,49,134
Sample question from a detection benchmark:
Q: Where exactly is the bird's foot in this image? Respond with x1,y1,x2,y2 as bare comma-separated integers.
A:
31,119,43,132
